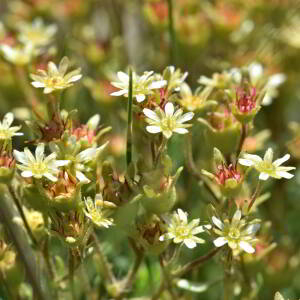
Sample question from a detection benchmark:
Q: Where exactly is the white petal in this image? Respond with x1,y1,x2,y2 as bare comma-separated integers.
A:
136,94,146,103
31,81,45,88
165,102,174,117
44,87,53,94
76,171,90,183
213,237,228,247
143,108,160,122
67,74,82,83
35,144,45,162
243,154,263,163
273,154,290,167
146,126,162,134
238,158,254,167
21,170,33,178
173,128,189,134
87,114,100,129
249,63,263,83
184,239,197,249
13,150,28,165
267,74,286,87
232,210,242,222
149,80,167,89
110,89,127,96
245,224,260,235
3,112,14,127
259,172,269,180
264,148,273,163
54,160,70,167
276,171,294,179
77,148,97,162
43,172,58,182
177,209,187,223
117,71,129,83
239,241,255,253
212,216,224,230
191,226,205,234
177,112,194,123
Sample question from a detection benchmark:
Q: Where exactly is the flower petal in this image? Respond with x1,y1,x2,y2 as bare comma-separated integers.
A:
58,56,69,75
76,171,90,183
136,94,146,103
238,158,254,167
276,171,294,179
21,170,33,178
239,241,255,253
67,74,82,83
3,112,14,127
259,172,269,180
110,89,127,96
146,126,162,134
117,71,129,83
184,239,197,249
35,144,45,162
212,216,224,230
31,81,45,88
177,209,188,223
165,102,174,117
43,172,58,182
263,148,273,163
177,112,194,123
143,108,160,122
213,237,228,247
173,128,189,134
273,154,290,167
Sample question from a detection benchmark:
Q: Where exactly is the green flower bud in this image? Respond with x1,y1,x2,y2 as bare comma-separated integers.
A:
0,155,15,183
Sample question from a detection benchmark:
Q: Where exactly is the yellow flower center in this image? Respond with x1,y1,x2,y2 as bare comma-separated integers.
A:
228,227,240,239
31,162,48,175
175,225,190,238
161,117,177,131
0,129,12,140
257,161,275,174
26,30,47,44
46,76,65,88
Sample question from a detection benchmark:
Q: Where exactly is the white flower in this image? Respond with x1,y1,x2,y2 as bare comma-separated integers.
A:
0,44,33,66
143,102,194,139
164,66,188,92
84,195,114,228
212,210,260,255
110,70,166,102
17,18,57,47
14,144,69,182
72,143,108,183
0,112,23,141
239,148,295,181
30,56,82,94
159,208,210,249
262,74,286,106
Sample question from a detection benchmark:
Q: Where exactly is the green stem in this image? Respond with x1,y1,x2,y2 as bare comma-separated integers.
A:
126,67,133,168
159,256,177,299
155,137,167,166
167,0,176,64
92,231,115,284
69,250,76,300
185,134,220,204
0,184,51,300
172,247,221,277
7,184,38,247
236,123,247,165
247,180,262,213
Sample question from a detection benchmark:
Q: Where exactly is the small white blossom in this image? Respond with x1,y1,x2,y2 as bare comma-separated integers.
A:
143,102,194,139
84,194,114,228
0,44,33,66
0,112,23,141
72,143,108,183
212,210,260,255
110,71,166,102
159,209,210,249
17,18,57,47
30,56,82,94
14,144,69,182
239,148,295,181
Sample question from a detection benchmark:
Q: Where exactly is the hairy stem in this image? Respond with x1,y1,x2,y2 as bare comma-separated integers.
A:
185,134,220,204
172,247,221,277
0,184,51,300
126,67,133,168
167,0,176,64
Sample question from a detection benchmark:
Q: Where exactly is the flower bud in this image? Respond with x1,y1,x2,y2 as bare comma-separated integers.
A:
0,154,15,183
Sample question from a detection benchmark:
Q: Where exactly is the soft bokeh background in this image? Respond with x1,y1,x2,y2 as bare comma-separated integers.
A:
0,0,300,299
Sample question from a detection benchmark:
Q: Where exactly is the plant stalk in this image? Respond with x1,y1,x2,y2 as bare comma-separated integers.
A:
126,67,133,169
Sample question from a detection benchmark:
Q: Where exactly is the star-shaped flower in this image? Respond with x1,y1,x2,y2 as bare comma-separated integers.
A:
212,210,260,255
239,148,295,180
110,70,166,102
143,102,194,139
30,56,82,94
14,143,69,182
0,112,23,141
0,44,33,66
84,194,114,228
159,209,210,249
17,18,57,47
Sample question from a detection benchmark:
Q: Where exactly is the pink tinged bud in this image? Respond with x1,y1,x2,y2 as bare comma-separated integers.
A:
215,164,241,185
236,87,257,113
